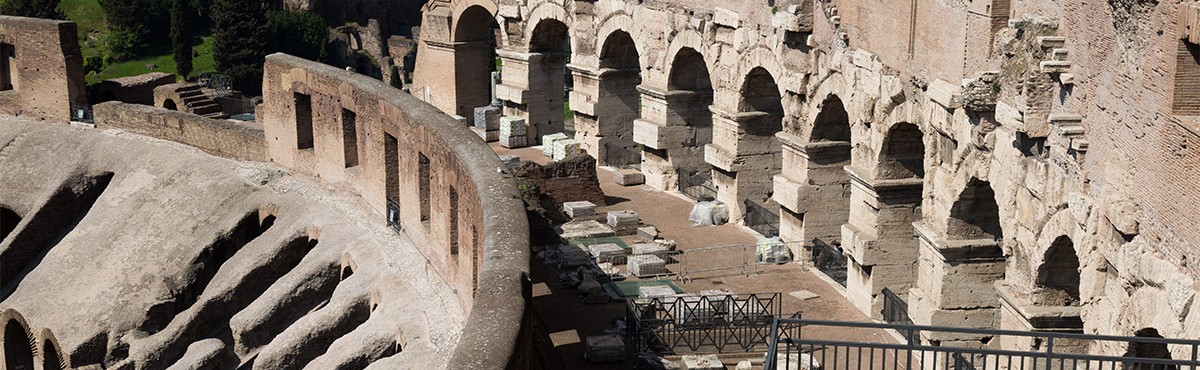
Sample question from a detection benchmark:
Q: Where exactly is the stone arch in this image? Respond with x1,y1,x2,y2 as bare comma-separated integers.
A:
39,329,66,370
1034,235,1081,306
2,311,35,370
0,206,19,242
724,66,784,235
528,18,569,53
523,3,571,52
596,12,639,65
449,0,498,36
451,5,499,117
664,29,712,76
734,46,785,99
591,29,643,166
875,122,925,180
812,94,851,142
948,178,1003,241
163,98,178,111
1123,328,1174,362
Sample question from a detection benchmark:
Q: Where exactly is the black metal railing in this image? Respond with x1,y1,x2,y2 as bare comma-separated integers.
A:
627,293,783,354
386,199,401,233
764,319,1200,370
881,288,912,326
197,72,233,95
677,167,716,201
743,199,780,237
811,242,847,287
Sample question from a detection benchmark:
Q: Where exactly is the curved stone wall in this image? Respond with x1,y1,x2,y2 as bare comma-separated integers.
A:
261,53,531,369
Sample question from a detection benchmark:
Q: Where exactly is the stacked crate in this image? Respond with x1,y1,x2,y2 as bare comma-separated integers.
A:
542,133,569,157
498,116,527,148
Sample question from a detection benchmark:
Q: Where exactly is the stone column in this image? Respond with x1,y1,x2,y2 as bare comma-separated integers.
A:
841,166,923,319
773,133,851,262
907,222,1006,346
569,64,642,166
496,49,567,144
995,283,1086,364
634,86,713,192
704,106,783,223
410,8,456,114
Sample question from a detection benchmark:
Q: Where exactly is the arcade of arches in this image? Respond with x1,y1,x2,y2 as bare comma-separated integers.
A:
410,0,1200,355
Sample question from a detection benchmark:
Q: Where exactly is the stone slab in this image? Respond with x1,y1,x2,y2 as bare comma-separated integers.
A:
563,201,597,218
558,220,615,239
473,106,500,130
681,354,724,370
613,168,646,186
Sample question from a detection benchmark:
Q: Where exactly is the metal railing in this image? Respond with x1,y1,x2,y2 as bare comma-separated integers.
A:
811,242,848,287
627,292,784,354
764,319,1200,370
386,199,401,233
881,288,913,326
71,104,93,123
677,167,717,201
744,199,780,237
197,73,233,95
676,240,800,282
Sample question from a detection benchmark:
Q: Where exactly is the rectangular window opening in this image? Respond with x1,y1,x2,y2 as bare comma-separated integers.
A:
342,108,359,168
419,152,431,223
295,93,314,150
1173,40,1200,115
0,43,14,91
471,225,480,292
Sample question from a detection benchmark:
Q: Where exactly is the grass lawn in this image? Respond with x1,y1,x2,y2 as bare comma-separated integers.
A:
86,36,217,84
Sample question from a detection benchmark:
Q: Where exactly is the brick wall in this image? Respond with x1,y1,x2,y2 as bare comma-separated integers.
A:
93,102,266,161
0,16,86,123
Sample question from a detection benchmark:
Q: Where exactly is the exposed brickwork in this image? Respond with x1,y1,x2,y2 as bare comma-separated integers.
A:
0,16,86,123
93,101,266,161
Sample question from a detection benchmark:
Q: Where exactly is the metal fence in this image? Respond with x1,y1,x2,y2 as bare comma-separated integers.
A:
677,167,717,201
71,104,93,123
197,73,233,95
881,288,912,326
386,199,401,233
812,242,848,287
764,319,1200,370
744,199,781,237
627,292,784,354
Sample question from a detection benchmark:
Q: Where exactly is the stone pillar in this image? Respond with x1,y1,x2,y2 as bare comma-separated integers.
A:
907,222,1006,346
704,106,782,224
841,166,923,319
995,283,1086,365
567,64,642,167
410,8,455,114
633,86,714,192
496,49,567,144
772,133,851,262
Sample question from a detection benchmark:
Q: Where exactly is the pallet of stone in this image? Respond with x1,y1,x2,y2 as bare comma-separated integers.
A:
552,138,581,161
636,226,658,241
612,168,645,186
587,243,626,265
637,284,679,299
499,134,527,148
470,126,499,142
542,133,569,156
628,254,668,277
631,243,670,256
606,210,640,234
499,116,527,137
562,201,597,219
557,219,616,240
583,334,624,363
473,106,500,130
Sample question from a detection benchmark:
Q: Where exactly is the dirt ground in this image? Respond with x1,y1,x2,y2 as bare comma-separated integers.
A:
492,143,898,369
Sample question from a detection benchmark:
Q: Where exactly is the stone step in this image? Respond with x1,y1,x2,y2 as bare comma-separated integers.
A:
1052,48,1069,61
1040,60,1071,74
1037,36,1066,49
1070,138,1089,152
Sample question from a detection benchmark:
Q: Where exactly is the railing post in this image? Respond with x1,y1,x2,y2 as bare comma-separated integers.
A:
1044,337,1054,370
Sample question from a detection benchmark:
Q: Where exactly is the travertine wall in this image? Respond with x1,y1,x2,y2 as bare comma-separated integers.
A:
261,53,531,369
0,16,86,123
411,0,1200,357
93,102,266,161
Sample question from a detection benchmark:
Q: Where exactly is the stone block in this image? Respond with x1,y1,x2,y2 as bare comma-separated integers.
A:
713,7,739,27
588,243,626,264
637,226,659,241
473,106,500,130
542,132,570,156
563,201,597,218
928,79,962,109
558,220,615,239
471,127,499,142
584,334,624,363
632,243,669,256
681,354,723,370
552,139,581,161
607,210,640,228
500,116,527,137
500,134,527,148
613,168,645,186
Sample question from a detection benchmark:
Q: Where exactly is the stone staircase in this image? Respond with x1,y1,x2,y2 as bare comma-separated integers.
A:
176,84,227,119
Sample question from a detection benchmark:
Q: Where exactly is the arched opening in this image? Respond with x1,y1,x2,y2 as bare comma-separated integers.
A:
4,319,34,370
0,207,19,242
593,30,641,167
43,339,63,370
1124,328,1175,367
804,94,852,286
812,95,851,142
163,99,178,111
453,5,500,118
877,123,925,179
666,47,714,199
523,19,571,143
1035,236,1081,306
734,67,783,237
948,179,1003,240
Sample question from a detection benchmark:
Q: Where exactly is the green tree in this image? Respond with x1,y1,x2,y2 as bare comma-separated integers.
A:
170,0,192,79
266,9,327,62
212,0,267,94
1,0,65,20
100,0,170,59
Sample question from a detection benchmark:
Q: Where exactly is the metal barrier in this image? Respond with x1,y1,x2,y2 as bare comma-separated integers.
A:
677,167,717,201
679,243,758,282
71,104,93,123
386,199,401,233
764,319,1200,370
197,72,233,95
811,242,848,287
881,288,912,325
627,292,784,354
744,199,780,237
